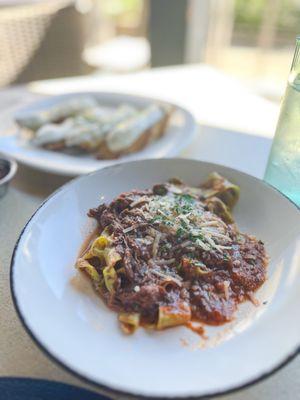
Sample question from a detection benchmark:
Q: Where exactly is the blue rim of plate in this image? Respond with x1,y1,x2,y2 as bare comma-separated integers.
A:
0,377,107,399
9,158,300,400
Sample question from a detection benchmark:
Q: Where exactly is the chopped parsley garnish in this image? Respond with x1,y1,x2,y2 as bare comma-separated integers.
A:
173,193,195,215
223,254,230,261
176,227,186,238
151,215,162,224
180,220,188,229
179,194,195,203
148,191,221,251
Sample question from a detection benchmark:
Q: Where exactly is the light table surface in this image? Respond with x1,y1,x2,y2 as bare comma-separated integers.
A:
1,64,299,399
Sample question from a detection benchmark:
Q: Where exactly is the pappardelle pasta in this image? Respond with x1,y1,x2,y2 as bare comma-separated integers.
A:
76,173,268,334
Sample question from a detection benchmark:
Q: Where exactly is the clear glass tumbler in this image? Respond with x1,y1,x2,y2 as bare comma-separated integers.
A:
264,37,300,206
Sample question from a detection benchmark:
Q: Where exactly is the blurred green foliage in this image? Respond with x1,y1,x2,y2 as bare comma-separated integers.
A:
234,0,300,33
102,0,142,16
235,0,264,27
100,0,143,27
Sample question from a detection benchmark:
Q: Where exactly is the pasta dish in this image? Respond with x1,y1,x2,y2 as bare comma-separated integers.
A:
76,173,268,334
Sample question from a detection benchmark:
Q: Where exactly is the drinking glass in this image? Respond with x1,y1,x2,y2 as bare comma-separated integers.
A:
264,37,300,206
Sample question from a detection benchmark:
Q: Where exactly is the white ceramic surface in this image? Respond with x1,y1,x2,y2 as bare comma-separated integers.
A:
11,159,300,398
0,93,196,176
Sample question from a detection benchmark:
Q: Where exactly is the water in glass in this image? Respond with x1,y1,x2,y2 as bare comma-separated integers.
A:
264,38,300,206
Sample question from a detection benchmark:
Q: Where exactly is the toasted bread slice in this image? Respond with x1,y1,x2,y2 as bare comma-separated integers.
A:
96,104,173,159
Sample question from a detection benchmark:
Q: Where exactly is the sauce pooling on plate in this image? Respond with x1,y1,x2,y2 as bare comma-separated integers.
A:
76,173,268,334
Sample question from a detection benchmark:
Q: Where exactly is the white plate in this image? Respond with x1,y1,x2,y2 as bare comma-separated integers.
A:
11,159,300,399
0,92,196,176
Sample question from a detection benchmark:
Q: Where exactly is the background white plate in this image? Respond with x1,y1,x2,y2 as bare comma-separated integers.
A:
11,159,300,398
0,92,196,176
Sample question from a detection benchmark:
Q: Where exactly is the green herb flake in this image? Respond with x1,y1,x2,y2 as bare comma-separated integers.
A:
176,227,186,238
183,194,195,202
223,254,230,261
151,215,162,224
161,244,169,253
